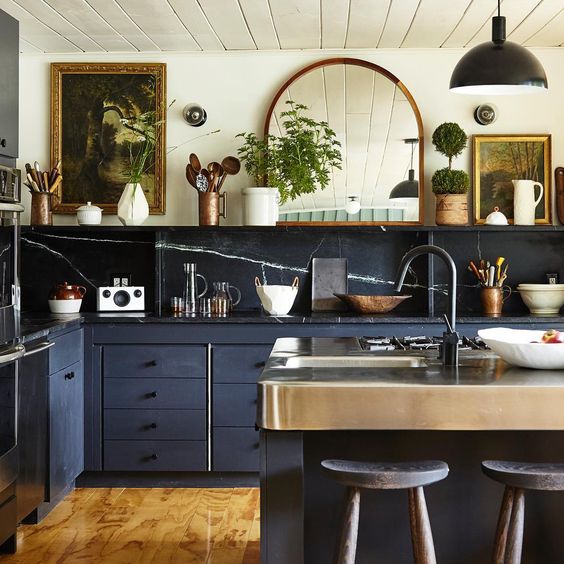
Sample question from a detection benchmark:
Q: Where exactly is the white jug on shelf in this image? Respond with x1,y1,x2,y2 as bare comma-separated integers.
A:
512,179,543,225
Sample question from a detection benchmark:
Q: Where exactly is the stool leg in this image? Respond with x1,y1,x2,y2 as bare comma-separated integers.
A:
334,486,361,564
492,486,514,564
408,487,437,564
504,488,525,564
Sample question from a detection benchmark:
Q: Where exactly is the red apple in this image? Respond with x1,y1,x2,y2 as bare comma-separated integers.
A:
541,330,563,344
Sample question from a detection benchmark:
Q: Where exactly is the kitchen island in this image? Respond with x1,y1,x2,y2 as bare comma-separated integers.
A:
258,337,564,563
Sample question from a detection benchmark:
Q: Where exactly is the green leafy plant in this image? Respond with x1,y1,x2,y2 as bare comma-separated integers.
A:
237,101,342,204
431,168,470,194
431,122,469,195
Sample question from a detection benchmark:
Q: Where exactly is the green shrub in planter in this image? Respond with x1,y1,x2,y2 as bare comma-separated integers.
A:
431,168,470,195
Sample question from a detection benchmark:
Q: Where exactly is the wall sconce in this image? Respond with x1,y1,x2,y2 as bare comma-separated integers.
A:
183,103,207,127
345,196,361,215
474,104,498,126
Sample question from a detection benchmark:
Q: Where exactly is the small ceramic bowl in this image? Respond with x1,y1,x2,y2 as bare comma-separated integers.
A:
255,277,299,316
517,284,564,316
48,299,82,314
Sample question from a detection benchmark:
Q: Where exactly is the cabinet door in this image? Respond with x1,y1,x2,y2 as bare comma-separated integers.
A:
213,345,272,383
213,428,259,472
0,10,18,158
17,347,48,522
47,362,84,501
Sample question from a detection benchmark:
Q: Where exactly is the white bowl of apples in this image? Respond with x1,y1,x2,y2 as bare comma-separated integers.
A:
478,328,564,370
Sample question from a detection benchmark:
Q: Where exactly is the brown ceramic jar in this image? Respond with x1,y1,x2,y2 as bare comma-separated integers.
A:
48,282,87,300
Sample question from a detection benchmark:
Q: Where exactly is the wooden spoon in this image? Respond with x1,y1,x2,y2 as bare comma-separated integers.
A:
221,156,240,176
185,163,198,189
209,162,223,191
217,156,241,192
189,153,201,173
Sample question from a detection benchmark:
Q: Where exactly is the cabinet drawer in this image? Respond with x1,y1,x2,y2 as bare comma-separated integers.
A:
49,329,83,373
104,345,206,379
213,384,257,427
213,428,259,472
213,345,272,383
104,409,205,441
104,440,206,471
104,378,205,410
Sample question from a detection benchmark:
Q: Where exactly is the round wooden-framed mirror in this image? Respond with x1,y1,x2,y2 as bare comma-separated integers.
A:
264,58,424,225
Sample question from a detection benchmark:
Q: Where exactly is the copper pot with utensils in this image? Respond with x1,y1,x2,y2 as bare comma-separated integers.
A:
480,286,512,317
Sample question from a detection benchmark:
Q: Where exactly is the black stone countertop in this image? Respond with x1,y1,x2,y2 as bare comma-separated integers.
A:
20,309,564,338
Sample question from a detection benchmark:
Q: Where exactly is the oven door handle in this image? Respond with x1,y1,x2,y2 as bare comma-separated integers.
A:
0,344,26,365
23,341,55,358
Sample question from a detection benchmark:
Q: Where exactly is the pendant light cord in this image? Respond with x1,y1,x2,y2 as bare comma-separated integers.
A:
497,0,501,17
410,141,415,170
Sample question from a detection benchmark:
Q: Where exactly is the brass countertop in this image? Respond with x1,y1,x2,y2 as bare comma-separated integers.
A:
258,337,564,431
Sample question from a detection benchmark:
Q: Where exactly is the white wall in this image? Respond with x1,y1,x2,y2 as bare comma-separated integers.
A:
17,48,564,225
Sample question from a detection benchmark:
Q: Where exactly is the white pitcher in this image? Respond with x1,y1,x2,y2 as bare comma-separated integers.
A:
512,179,543,225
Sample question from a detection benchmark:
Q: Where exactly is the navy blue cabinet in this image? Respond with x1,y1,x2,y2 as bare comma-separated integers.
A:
212,344,272,472
47,362,84,502
0,9,18,159
102,344,207,471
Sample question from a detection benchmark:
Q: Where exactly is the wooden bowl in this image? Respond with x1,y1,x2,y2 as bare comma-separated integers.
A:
334,294,411,314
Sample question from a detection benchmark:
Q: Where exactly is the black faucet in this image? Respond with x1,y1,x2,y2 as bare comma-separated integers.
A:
395,245,459,366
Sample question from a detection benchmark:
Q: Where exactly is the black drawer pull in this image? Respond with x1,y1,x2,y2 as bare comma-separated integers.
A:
64,372,75,380
255,361,266,368
147,391,158,398
0,139,6,148
151,453,158,460
150,422,157,429
148,360,158,367
253,442,260,449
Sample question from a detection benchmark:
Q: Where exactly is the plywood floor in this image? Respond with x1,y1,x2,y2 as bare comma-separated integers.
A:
0,488,260,563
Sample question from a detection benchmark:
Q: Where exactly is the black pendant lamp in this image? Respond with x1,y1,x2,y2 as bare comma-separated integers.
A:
390,139,419,200
450,0,547,94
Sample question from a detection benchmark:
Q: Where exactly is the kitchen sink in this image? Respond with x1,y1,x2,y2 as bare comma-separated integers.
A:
284,355,427,369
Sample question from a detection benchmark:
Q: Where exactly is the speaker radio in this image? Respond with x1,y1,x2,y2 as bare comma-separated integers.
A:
97,286,145,311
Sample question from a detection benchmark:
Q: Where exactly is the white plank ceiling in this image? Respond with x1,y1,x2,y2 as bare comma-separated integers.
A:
3,0,563,53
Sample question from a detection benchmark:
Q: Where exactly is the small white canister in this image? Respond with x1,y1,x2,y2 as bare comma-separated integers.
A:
76,202,103,225
242,187,279,226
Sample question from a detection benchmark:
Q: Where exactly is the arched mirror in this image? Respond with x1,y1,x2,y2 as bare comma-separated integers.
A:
265,58,424,225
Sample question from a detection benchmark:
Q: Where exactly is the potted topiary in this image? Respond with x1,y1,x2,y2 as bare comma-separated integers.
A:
431,122,470,225
237,101,342,225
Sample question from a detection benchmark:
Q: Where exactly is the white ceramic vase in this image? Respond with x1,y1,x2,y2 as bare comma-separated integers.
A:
117,182,149,226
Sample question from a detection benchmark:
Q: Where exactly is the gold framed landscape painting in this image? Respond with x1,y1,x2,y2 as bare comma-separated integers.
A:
473,134,551,224
50,62,166,214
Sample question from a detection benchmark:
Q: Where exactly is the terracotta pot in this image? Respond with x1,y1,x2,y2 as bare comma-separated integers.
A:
48,282,87,300
435,194,468,226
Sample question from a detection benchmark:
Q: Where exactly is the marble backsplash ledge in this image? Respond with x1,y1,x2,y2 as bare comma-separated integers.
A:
158,230,429,314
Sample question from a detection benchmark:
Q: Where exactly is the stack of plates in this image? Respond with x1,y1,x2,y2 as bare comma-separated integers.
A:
517,284,564,316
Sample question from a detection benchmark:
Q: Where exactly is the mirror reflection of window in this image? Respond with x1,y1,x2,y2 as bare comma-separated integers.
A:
267,60,422,224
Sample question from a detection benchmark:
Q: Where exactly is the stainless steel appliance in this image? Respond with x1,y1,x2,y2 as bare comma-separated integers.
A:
0,166,24,552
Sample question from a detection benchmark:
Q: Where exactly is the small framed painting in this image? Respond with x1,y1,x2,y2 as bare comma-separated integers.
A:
473,134,551,224
50,62,166,214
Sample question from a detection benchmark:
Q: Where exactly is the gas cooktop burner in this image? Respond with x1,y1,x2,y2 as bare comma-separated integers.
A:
360,335,489,352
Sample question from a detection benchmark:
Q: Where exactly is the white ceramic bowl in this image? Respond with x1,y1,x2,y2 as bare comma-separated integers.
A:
48,299,82,314
478,327,564,369
517,284,564,315
256,284,298,316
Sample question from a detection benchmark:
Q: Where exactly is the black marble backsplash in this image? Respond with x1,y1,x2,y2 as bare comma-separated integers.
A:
20,226,564,317
21,230,156,312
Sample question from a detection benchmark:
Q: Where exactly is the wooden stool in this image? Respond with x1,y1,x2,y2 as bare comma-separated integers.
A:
482,460,564,564
322,459,449,564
